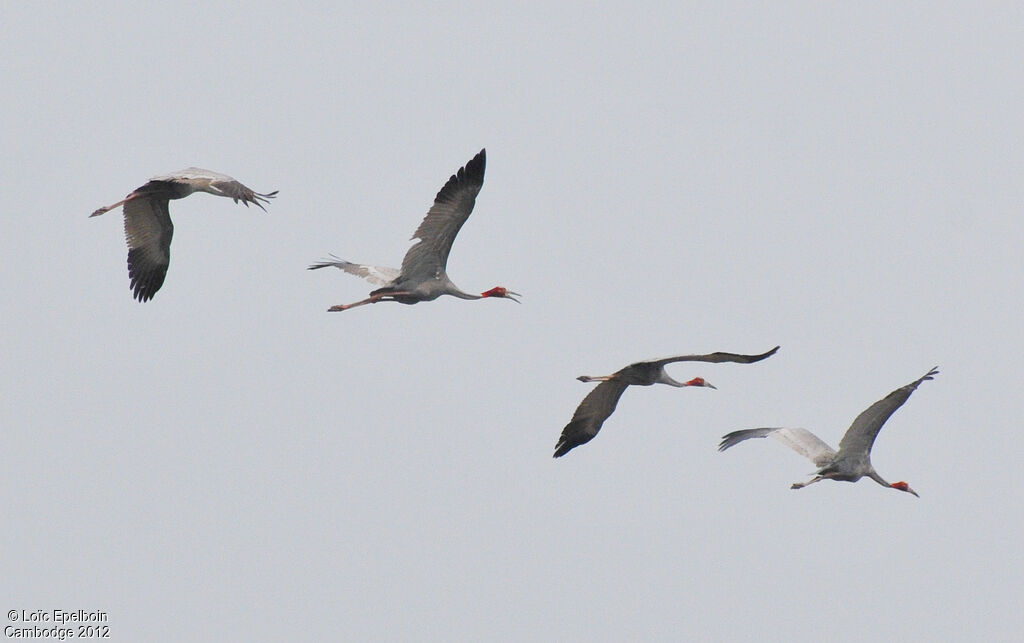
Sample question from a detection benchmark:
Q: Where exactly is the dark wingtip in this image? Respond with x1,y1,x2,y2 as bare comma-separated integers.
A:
753,345,781,361
126,248,166,302
717,430,750,452
433,149,486,203
131,283,156,302
463,148,486,183
308,254,345,270
908,367,940,390
552,433,577,457
247,191,276,212
131,284,157,302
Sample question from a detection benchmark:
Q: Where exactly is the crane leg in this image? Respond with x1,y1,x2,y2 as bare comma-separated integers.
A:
90,192,141,217
791,476,823,490
328,295,383,311
327,291,412,312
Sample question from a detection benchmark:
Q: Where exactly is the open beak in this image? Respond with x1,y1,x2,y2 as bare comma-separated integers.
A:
505,291,522,303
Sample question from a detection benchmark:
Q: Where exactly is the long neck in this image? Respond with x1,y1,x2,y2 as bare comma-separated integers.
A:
440,276,483,301
866,469,889,489
449,288,482,301
656,370,686,387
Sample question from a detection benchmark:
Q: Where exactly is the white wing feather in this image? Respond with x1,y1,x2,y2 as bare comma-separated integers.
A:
768,428,837,467
719,427,836,467
308,256,400,286
150,167,235,183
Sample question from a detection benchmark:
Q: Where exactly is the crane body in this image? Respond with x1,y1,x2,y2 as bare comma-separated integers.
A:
719,367,938,496
91,168,276,301
309,149,519,311
554,346,780,457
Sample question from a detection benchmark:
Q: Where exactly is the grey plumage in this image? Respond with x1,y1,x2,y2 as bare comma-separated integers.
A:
91,167,276,302
719,367,938,496
554,346,780,458
309,149,520,311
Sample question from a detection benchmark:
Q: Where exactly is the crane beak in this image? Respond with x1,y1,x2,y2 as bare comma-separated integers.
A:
891,481,919,497
481,287,521,302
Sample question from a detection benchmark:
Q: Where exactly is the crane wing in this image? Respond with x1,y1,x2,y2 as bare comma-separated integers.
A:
553,380,630,458
207,176,277,211
836,367,938,459
654,346,780,368
123,194,173,302
151,166,234,182
150,168,278,210
151,167,235,183
399,149,486,282
307,257,400,286
718,427,837,467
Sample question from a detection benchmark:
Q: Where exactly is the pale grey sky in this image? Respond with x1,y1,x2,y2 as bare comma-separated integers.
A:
2,2,1022,641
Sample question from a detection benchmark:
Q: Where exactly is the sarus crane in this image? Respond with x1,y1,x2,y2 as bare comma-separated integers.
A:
90,168,277,302
718,367,938,497
308,149,520,311
553,346,780,458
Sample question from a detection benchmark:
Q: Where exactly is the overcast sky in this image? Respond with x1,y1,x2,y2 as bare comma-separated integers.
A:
2,2,1022,641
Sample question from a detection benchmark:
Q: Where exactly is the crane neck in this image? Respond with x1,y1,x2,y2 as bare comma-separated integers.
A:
866,469,889,488
657,371,687,387
449,289,482,300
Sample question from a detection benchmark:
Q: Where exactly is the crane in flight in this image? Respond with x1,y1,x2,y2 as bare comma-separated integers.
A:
718,366,938,497
553,346,780,458
90,168,277,302
308,149,520,311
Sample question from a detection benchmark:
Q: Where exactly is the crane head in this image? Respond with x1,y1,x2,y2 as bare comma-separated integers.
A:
890,481,919,497
684,377,717,390
480,286,521,303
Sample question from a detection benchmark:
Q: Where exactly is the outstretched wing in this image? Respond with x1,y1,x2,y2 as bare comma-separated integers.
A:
151,167,237,183
654,346,780,369
553,380,630,458
154,167,278,210
207,178,277,210
123,192,173,302
399,149,486,281
718,427,837,467
307,256,400,286
836,367,938,459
